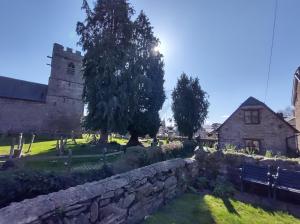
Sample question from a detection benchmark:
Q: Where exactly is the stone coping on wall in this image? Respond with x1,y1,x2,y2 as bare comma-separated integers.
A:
0,158,199,224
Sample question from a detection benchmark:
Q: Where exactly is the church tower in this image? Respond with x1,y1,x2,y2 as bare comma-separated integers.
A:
46,43,84,134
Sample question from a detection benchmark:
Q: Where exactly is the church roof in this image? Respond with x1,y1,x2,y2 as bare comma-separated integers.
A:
0,76,48,102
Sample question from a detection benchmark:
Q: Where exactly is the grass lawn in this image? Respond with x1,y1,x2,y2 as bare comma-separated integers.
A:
0,136,126,171
0,137,128,157
143,193,300,224
22,154,120,172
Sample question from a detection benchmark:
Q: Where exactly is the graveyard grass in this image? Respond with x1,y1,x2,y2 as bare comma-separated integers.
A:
0,136,127,156
143,193,300,224
0,136,127,171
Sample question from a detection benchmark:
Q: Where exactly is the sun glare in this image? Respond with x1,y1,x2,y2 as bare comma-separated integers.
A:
154,45,161,52
154,42,167,55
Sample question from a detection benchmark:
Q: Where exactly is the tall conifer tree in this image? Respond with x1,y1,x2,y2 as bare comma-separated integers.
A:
172,73,209,140
127,11,165,146
77,0,134,142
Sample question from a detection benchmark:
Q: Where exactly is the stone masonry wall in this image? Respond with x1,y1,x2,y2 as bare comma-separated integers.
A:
218,105,297,155
0,98,47,134
0,43,84,135
195,149,300,187
0,96,83,135
0,158,199,224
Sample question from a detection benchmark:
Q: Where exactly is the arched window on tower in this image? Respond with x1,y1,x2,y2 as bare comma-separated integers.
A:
67,62,75,75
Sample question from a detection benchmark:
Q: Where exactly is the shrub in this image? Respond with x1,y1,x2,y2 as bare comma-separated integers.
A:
1,141,197,208
195,176,209,190
161,140,197,159
213,142,218,150
0,166,113,208
211,176,235,198
265,150,273,158
224,144,237,152
240,147,259,155
183,140,197,154
161,142,183,159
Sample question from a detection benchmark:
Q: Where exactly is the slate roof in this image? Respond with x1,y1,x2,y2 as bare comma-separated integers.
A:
0,76,48,102
240,96,265,107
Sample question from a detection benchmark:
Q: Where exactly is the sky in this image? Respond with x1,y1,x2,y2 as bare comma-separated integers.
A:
1,0,300,124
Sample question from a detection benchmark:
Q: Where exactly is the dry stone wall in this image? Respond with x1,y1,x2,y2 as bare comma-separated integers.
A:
195,149,300,186
0,158,199,224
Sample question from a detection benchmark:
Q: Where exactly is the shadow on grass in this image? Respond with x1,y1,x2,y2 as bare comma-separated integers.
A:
221,197,240,217
144,193,300,224
143,193,215,224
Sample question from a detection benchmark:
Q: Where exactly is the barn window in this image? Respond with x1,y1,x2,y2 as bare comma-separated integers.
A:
245,139,260,152
67,62,75,75
244,110,260,124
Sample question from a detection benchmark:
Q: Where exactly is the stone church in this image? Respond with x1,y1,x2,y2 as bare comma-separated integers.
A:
0,43,84,136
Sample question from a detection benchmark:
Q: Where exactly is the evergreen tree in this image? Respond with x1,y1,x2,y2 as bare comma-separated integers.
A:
172,73,209,140
126,11,165,146
76,0,135,142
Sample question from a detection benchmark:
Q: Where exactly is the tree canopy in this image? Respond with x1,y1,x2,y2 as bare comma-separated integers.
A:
77,0,165,143
172,73,209,139
127,11,165,145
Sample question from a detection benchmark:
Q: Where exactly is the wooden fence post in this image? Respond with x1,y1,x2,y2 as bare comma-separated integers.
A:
59,136,64,156
26,133,35,153
56,139,60,156
18,136,25,158
9,137,16,159
71,131,77,145
17,133,24,158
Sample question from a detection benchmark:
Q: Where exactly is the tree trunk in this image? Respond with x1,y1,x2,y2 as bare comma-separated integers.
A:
127,133,142,147
99,131,108,144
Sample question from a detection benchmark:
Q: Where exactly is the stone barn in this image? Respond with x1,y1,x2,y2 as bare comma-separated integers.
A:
0,43,84,136
217,97,299,156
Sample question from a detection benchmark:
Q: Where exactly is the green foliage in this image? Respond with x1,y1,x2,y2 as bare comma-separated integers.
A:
127,12,165,144
112,146,164,174
77,0,135,134
0,141,194,207
240,147,259,155
211,176,235,198
113,141,197,174
224,144,237,152
195,176,209,190
265,150,273,158
161,142,183,159
0,167,113,208
172,73,209,139
77,1,165,141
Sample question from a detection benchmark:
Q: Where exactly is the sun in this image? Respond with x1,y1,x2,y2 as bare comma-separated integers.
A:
154,42,166,55
154,45,161,52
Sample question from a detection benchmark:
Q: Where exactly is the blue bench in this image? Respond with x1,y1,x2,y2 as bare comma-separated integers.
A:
273,168,300,200
240,164,271,197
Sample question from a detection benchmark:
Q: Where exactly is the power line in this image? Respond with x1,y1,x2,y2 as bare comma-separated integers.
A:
264,0,279,102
